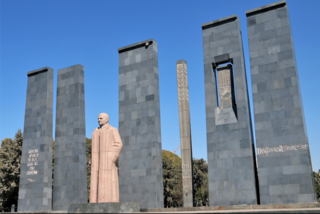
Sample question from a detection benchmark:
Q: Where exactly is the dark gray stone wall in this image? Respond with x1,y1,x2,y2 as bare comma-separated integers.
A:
118,39,164,209
68,202,140,213
246,1,316,204
53,64,87,210
176,60,194,207
18,67,53,212
202,15,258,206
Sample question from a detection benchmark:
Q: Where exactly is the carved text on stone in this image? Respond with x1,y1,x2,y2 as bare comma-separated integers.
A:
26,149,39,175
177,63,189,103
257,144,308,156
217,68,233,109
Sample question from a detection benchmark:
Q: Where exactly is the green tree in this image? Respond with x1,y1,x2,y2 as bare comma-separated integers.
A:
193,158,208,206
0,130,23,212
52,140,55,187
0,154,2,168
314,170,320,203
86,138,92,202
162,150,183,208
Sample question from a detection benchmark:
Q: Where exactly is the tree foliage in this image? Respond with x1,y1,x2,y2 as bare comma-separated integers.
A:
314,171,320,203
193,158,209,206
0,130,23,212
86,138,92,202
52,140,55,186
162,150,209,207
162,150,183,208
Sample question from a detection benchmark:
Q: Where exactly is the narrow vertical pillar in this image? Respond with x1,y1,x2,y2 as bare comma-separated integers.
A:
202,15,259,206
118,39,164,209
18,67,53,212
176,60,194,207
246,1,316,204
53,64,87,210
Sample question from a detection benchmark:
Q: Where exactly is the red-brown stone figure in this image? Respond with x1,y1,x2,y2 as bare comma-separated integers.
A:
90,113,123,203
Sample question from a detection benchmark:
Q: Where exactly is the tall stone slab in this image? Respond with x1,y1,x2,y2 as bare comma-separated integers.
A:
202,15,259,206
176,60,194,207
53,64,87,210
246,1,316,204
18,67,53,212
118,39,164,209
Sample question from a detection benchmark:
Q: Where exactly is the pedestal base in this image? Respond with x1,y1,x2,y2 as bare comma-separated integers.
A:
68,202,140,213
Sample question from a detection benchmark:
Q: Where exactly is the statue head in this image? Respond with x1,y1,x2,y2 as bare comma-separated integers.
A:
98,113,109,127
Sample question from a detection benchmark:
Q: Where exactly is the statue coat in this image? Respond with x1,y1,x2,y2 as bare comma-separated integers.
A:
90,124,123,203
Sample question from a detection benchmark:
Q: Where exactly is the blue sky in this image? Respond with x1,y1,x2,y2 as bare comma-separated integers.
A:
0,0,319,171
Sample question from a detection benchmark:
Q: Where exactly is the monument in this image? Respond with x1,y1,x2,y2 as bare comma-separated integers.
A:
246,1,317,204
18,67,53,212
176,60,194,207
90,113,123,203
67,113,139,213
202,15,259,206
53,64,87,211
118,39,164,208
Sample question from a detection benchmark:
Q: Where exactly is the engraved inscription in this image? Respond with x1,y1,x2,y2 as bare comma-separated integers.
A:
218,69,231,89
26,149,39,175
257,144,308,156
217,68,233,109
177,63,189,103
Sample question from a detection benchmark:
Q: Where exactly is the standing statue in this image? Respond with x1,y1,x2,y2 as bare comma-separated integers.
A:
90,113,123,203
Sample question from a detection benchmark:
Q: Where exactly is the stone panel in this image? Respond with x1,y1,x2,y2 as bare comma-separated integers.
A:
53,64,87,210
18,67,53,212
202,15,259,206
246,1,316,204
215,64,238,125
68,202,140,213
118,39,164,209
176,60,194,207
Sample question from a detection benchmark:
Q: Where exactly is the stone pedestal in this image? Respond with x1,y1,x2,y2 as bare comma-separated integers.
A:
68,202,140,213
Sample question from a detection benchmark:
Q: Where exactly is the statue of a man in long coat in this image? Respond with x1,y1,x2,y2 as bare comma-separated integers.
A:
90,113,123,203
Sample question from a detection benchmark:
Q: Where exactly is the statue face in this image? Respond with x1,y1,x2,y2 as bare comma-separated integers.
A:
98,113,109,127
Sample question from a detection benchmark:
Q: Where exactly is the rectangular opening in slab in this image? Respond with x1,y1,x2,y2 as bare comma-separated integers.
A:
215,64,237,110
213,62,238,125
